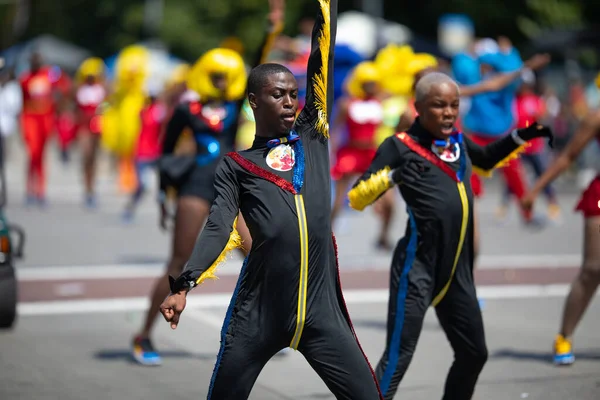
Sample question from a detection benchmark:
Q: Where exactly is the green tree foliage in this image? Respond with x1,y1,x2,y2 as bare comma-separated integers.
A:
1,0,595,63
516,0,585,38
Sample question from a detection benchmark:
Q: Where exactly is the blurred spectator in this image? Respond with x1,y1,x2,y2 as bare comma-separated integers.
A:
0,61,23,163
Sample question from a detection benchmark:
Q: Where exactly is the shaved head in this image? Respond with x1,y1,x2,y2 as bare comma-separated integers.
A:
414,72,459,103
414,72,460,139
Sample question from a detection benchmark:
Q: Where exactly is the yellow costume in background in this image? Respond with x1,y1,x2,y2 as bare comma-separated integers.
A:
373,45,438,145
100,45,150,193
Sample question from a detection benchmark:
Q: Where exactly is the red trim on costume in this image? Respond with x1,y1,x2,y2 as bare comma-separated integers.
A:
226,152,297,194
396,132,458,183
332,233,384,400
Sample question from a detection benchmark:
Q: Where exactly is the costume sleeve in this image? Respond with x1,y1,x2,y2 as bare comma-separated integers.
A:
347,136,403,211
294,0,338,140
161,104,189,155
251,18,285,68
464,133,527,177
175,158,244,289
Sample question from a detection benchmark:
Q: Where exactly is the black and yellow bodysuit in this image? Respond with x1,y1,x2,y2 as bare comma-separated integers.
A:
171,1,383,399
348,119,535,400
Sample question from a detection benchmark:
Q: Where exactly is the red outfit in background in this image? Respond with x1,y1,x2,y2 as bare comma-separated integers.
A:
20,66,57,199
331,98,383,180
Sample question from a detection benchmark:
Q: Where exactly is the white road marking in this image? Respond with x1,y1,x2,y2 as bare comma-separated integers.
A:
16,284,597,317
15,254,582,281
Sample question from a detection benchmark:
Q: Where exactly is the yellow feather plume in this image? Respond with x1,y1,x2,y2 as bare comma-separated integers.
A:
348,167,392,211
195,217,245,286
313,0,331,138
472,144,529,178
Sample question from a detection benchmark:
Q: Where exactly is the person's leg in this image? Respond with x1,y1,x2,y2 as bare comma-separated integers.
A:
80,130,101,208
373,190,395,251
123,161,150,221
374,235,433,400
299,317,382,400
207,262,280,399
554,216,600,365
435,268,488,400
331,174,353,227
21,114,39,203
132,196,210,365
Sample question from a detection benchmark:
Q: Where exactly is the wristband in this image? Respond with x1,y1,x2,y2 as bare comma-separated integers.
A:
168,275,196,294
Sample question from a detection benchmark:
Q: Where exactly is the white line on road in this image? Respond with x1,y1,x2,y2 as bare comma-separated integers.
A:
15,254,582,281
16,284,596,317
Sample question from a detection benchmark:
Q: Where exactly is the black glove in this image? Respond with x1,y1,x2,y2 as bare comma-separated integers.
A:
168,271,196,294
390,154,430,185
516,121,554,148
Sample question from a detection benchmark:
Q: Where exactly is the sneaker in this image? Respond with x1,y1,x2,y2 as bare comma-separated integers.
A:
84,194,97,209
553,334,575,366
132,336,162,366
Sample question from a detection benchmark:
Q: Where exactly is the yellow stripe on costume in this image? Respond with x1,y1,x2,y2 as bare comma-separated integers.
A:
431,182,469,307
347,167,392,211
472,144,529,178
312,0,331,138
290,195,309,350
195,217,245,286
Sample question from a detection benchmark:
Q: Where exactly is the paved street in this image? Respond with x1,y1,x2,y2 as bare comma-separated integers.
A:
2,298,599,400
1,142,598,400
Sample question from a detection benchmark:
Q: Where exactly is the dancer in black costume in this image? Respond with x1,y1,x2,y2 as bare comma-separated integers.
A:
130,1,286,366
160,0,383,398
348,72,553,400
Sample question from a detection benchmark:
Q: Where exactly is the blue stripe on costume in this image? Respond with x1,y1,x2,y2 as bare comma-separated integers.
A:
207,256,250,399
292,137,305,193
379,208,418,396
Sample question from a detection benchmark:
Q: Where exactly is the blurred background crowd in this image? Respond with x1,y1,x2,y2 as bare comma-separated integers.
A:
0,0,599,211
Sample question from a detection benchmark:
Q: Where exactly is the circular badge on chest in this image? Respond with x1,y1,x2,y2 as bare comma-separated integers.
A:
266,144,295,171
431,143,461,163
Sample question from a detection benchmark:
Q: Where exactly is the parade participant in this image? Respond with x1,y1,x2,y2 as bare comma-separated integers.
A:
159,1,383,398
131,0,284,366
74,57,107,208
452,38,545,224
347,72,554,400
19,52,58,206
330,62,393,249
398,53,550,261
100,45,150,194
522,75,600,365
499,77,561,221
122,85,166,221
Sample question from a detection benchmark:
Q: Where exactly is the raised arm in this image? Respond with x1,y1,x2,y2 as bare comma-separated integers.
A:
347,136,404,211
169,158,245,293
459,53,550,97
465,123,553,176
251,0,286,68
295,0,338,140
527,111,600,200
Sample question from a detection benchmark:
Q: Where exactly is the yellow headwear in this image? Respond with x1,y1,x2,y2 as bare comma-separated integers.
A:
187,48,247,102
114,45,150,91
374,44,438,97
346,61,381,99
405,53,438,76
595,72,600,89
76,57,105,83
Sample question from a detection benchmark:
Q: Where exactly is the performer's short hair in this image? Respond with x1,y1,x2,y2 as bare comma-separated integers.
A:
414,72,460,103
247,63,294,95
